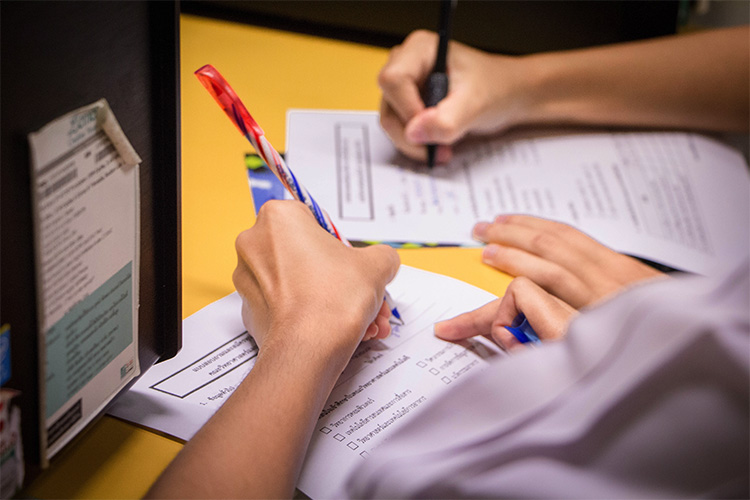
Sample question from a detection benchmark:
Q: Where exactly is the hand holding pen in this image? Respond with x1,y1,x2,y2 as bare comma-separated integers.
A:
195,64,403,325
434,277,575,351
379,9,524,164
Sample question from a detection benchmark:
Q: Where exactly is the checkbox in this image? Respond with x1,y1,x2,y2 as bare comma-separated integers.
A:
429,368,440,375
417,361,427,368
319,427,332,434
360,451,369,458
441,376,451,384
334,433,345,441
347,442,359,450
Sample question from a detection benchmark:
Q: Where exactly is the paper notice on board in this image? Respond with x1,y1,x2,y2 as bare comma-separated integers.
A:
28,99,141,461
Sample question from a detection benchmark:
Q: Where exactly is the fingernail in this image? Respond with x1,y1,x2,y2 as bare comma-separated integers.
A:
472,221,490,241
433,321,446,338
494,215,509,224
366,324,379,341
482,244,499,263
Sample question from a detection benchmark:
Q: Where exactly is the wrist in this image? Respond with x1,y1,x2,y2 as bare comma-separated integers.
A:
484,52,560,130
253,329,352,416
513,52,564,126
517,50,601,128
262,314,361,378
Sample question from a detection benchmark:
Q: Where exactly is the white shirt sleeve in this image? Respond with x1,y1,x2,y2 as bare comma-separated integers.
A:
344,260,749,499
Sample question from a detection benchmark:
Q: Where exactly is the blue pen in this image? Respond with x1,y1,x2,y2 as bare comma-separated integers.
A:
390,307,403,324
505,313,541,345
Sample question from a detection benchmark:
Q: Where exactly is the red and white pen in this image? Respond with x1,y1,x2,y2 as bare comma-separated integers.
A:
195,64,403,325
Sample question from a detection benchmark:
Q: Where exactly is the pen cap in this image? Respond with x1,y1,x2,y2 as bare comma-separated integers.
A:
194,64,264,139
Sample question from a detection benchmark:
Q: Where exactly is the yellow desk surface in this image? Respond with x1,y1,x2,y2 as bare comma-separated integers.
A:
26,14,511,499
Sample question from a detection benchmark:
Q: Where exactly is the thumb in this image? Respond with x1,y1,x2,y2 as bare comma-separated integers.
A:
405,95,471,146
434,299,500,341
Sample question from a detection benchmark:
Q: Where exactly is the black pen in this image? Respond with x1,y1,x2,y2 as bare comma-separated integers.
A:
423,0,456,168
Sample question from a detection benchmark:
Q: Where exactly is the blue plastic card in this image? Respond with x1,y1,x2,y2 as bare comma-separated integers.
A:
0,324,10,386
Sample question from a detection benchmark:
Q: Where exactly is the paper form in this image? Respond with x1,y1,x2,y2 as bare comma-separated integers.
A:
108,266,504,497
285,110,750,276
107,292,249,438
28,99,141,461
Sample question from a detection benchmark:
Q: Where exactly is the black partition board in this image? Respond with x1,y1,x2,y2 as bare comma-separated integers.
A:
1,0,181,478
182,0,679,54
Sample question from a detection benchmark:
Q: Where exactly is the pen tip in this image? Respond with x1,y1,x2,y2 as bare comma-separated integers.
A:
427,145,436,169
390,309,405,326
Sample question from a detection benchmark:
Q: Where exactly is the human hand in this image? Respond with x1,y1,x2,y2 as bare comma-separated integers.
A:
378,30,533,163
472,215,666,309
232,201,400,365
435,276,577,351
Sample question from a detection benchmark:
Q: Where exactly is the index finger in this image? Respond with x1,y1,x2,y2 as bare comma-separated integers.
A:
378,31,437,124
434,299,500,341
379,99,429,161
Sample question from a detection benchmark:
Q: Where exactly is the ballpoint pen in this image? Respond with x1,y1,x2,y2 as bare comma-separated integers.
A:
194,64,404,325
505,313,541,345
423,0,456,168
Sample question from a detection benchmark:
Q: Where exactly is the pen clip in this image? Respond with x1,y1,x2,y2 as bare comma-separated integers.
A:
194,64,265,139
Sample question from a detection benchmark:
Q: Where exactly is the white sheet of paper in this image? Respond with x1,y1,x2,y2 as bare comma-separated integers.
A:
29,99,141,460
108,292,249,439
108,265,504,497
285,110,750,276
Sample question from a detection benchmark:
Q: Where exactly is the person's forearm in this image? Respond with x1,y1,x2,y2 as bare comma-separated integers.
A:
146,335,349,499
520,26,749,133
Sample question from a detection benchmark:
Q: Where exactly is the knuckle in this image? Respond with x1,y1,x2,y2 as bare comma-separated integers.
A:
508,276,535,295
537,267,564,290
529,231,557,255
255,198,278,221
408,29,434,45
549,220,579,240
517,263,563,295
231,266,243,288
377,66,395,89
257,199,307,224
377,65,406,92
512,275,534,289
234,229,253,254
503,214,522,225
257,198,284,215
